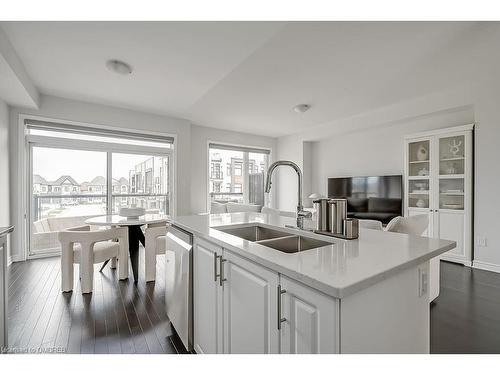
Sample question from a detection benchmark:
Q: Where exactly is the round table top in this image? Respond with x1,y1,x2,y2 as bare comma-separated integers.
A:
85,214,169,226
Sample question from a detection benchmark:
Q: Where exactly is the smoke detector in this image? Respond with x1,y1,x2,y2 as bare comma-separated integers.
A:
106,59,133,75
293,104,311,113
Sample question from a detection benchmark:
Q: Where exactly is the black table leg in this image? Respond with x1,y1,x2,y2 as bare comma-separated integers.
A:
137,227,145,247
127,225,142,283
99,259,110,272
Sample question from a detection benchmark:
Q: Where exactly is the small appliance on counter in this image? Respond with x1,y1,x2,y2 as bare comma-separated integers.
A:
313,198,359,239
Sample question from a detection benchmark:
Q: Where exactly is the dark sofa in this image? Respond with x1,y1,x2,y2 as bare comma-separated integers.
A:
347,197,401,224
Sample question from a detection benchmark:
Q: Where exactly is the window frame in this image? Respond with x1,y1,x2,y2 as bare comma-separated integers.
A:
20,114,177,260
206,141,272,212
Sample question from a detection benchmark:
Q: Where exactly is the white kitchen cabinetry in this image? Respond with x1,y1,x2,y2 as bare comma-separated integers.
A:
222,251,279,353
279,275,338,354
404,125,473,269
1,236,6,349
193,238,337,354
0,227,12,350
193,238,223,354
193,238,280,354
193,236,430,354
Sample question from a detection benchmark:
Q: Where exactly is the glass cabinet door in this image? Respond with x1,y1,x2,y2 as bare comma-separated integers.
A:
407,139,431,209
438,135,465,210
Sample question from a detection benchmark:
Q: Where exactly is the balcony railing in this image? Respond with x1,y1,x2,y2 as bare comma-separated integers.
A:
33,193,170,220
209,192,244,203
31,193,169,255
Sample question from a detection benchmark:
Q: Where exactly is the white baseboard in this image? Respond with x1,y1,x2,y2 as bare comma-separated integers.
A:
472,260,500,274
10,253,24,263
440,255,472,267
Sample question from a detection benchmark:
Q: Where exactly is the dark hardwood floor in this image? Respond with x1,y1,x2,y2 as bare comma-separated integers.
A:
6,248,186,354
430,261,500,353
6,253,500,354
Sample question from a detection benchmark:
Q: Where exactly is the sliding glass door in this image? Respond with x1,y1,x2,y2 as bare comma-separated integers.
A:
30,146,108,255
26,121,174,257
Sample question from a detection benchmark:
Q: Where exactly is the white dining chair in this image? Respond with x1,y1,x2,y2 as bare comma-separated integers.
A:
385,215,429,235
144,222,168,282
58,225,129,294
358,219,384,231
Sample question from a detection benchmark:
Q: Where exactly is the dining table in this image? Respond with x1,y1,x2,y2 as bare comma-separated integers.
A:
85,214,169,283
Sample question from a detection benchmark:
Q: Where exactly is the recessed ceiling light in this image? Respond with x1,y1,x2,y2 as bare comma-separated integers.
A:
106,59,133,75
293,104,311,113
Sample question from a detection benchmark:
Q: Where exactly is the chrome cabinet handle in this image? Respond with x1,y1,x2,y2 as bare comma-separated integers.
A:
277,285,287,330
219,257,227,287
214,253,221,282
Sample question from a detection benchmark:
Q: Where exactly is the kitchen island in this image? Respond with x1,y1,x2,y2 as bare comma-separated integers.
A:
169,212,455,354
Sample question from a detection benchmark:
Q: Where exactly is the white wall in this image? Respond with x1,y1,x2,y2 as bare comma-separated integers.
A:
276,81,500,271
190,124,277,213
0,99,10,259
311,107,474,194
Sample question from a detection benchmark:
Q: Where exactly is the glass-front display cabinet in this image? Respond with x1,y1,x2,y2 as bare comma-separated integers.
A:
404,125,473,266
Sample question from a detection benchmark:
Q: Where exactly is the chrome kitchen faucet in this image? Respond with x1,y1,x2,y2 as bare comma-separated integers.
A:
264,160,312,229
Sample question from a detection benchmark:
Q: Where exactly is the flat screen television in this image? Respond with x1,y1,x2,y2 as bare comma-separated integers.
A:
327,175,403,224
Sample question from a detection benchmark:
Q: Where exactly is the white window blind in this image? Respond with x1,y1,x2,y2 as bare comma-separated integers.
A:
209,143,270,154
25,119,174,146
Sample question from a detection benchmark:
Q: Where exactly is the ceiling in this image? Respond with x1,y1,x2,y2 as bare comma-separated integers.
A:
0,21,495,137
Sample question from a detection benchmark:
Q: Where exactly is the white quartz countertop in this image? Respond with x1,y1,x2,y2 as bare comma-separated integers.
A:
171,213,455,298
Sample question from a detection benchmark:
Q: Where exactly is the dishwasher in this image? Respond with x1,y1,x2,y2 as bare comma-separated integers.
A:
165,225,193,351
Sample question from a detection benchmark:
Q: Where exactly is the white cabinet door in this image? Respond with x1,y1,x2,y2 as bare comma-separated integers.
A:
193,238,223,354
436,210,469,262
222,251,279,354
0,237,5,348
279,275,338,354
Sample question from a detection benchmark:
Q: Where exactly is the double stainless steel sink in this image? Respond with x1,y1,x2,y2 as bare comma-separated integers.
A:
215,224,332,254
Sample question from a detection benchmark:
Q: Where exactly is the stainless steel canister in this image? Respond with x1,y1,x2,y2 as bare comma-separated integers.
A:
329,198,347,234
343,218,359,239
313,199,329,232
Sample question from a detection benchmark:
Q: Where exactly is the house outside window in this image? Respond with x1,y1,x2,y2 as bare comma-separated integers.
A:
213,181,221,193
234,162,242,176
208,143,270,210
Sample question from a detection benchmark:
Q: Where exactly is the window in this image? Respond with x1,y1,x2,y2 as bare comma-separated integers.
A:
27,119,174,256
213,181,221,193
112,153,170,216
145,169,153,194
234,162,242,176
208,143,270,209
210,162,222,180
